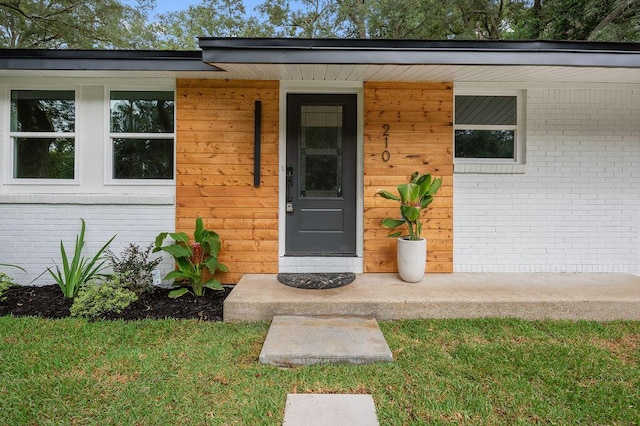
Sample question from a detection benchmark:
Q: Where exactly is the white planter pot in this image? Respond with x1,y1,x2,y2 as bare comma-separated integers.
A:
397,237,427,282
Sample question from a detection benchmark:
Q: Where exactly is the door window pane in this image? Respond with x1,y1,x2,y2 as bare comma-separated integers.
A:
299,105,343,197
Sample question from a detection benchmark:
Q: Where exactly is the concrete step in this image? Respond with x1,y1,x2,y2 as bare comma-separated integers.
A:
259,315,393,367
283,394,379,426
224,273,640,322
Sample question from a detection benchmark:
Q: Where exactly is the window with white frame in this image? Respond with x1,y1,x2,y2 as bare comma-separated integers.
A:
109,91,175,180
10,90,76,179
454,93,522,162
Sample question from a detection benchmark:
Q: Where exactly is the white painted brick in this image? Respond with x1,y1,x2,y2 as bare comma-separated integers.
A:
0,203,175,286
455,87,640,274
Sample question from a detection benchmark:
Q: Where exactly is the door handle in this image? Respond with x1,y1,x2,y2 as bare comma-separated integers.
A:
286,167,294,212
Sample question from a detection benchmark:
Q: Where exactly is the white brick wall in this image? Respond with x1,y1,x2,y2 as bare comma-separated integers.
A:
0,196,176,285
454,87,640,274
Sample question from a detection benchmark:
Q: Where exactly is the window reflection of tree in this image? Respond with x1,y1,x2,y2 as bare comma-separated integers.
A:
110,92,174,179
455,130,514,159
14,95,75,179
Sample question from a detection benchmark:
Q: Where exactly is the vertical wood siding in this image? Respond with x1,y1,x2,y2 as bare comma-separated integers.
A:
176,79,279,283
363,82,454,273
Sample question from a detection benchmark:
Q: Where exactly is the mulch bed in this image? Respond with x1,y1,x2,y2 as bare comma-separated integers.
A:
0,285,231,321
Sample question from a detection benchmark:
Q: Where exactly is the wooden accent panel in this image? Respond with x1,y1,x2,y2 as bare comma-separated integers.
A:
363,82,454,273
176,79,279,283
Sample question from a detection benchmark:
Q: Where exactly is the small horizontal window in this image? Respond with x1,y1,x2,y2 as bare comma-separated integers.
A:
455,130,515,159
10,90,76,180
109,91,175,181
454,94,522,163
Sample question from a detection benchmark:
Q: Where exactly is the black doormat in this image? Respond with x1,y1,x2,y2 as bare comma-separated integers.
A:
277,273,356,290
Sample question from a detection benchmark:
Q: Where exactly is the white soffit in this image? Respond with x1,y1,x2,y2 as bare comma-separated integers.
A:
207,63,640,84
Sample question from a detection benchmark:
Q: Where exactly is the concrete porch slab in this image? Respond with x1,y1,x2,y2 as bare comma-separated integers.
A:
224,273,640,322
259,315,393,366
283,394,379,426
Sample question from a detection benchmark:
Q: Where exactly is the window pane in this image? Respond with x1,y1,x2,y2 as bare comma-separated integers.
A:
455,96,516,125
11,90,75,132
113,138,174,179
14,137,74,179
299,105,342,197
110,91,174,133
455,130,515,159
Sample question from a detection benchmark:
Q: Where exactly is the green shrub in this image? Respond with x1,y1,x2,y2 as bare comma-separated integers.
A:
106,243,162,296
70,275,137,319
0,272,18,301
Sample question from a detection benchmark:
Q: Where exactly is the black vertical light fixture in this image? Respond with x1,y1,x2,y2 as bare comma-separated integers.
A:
254,100,262,187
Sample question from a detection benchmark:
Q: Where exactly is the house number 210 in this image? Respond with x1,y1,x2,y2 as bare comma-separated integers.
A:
382,123,391,162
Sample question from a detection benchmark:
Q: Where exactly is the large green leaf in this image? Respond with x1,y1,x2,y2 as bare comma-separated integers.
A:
400,205,421,222
160,244,191,259
420,195,434,209
194,217,204,243
164,270,188,281
203,279,223,290
153,232,169,252
381,218,405,229
428,178,442,195
397,183,420,204
376,189,400,201
168,232,189,244
168,287,189,298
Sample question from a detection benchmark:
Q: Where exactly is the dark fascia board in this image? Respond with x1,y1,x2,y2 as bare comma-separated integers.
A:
0,49,220,71
199,38,640,68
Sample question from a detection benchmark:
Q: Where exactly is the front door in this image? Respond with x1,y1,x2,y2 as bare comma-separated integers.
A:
285,94,357,256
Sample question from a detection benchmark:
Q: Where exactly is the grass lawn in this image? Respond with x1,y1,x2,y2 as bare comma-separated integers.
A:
1,317,638,425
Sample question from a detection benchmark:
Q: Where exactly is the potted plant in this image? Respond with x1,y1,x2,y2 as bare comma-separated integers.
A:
376,172,442,282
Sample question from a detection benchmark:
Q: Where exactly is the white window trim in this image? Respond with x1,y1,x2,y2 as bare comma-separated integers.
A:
6,86,80,185
453,90,526,172
104,86,176,186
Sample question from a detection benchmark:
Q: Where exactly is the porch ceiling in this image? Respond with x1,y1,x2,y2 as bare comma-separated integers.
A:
199,62,640,84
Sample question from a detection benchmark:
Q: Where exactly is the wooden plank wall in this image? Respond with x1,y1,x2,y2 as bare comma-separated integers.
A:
363,82,454,273
176,79,280,283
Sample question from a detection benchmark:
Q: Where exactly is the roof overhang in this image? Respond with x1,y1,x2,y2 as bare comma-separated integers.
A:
200,38,640,68
3,39,640,84
0,49,217,78
198,38,640,84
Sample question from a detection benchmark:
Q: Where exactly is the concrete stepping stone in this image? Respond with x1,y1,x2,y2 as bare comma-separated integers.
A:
259,315,393,367
283,394,379,426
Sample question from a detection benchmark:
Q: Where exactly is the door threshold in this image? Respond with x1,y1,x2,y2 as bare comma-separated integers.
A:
279,256,363,273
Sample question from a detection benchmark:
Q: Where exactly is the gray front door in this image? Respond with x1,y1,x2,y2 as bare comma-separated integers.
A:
285,94,357,256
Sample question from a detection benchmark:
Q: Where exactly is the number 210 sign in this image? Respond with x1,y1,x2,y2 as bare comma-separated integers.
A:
382,123,391,162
